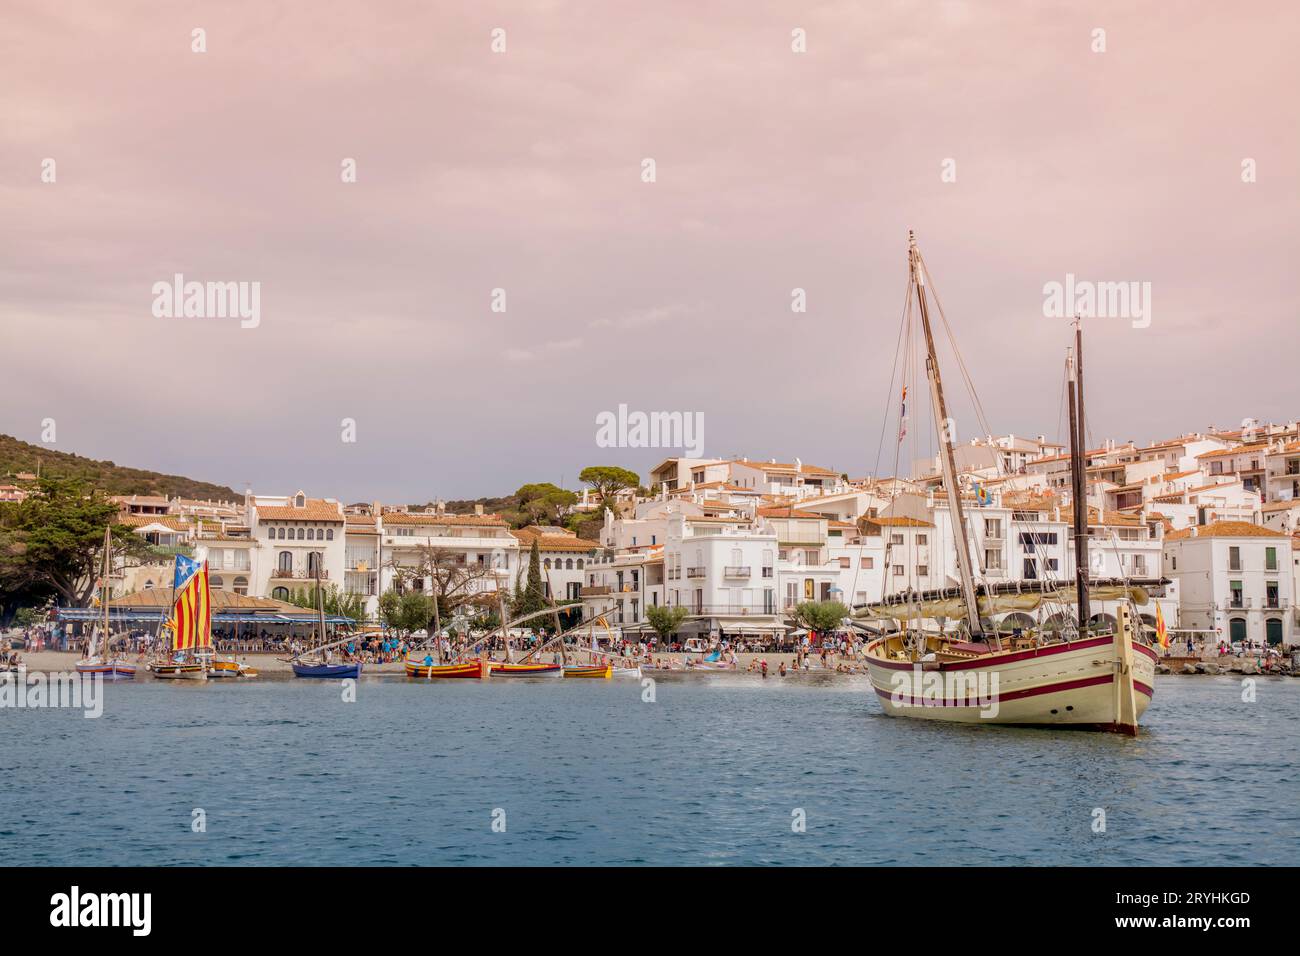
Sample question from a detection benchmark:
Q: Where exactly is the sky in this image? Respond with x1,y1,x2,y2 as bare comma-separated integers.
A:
2,1,1297,503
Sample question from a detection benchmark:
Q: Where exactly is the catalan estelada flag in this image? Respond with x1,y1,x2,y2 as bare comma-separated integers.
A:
168,557,212,651
1155,602,1169,650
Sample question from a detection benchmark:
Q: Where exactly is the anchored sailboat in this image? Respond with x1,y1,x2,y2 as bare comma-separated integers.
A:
290,569,363,678
75,526,137,681
148,554,212,680
859,233,1155,732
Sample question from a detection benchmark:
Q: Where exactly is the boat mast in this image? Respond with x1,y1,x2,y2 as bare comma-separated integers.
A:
100,524,112,658
910,232,983,640
314,567,326,654
1067,319,1091,632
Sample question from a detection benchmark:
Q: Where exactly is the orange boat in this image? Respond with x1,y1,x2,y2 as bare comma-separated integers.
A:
563,663,612,679
404,657,486,679
489,661,562,678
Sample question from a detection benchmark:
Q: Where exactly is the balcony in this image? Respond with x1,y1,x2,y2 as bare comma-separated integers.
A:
686,567,706,579
580,585,612,597
723,566,752,578
270,568,330,581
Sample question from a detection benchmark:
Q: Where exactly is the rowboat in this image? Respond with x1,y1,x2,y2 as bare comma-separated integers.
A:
563,663,612,679
404,658,485,679
489,661,563,678
208,657,257,678
612,665,643,678
75,659,137,680
292,659,362,679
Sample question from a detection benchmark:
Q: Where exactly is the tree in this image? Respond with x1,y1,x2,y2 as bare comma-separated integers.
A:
288,583,366,623
515,483,578,526
646,604,688,643
578,466,640,510
513,540,548,619
793,600,851,634
388,546,503,622
378,588,434,637
0,478,149,614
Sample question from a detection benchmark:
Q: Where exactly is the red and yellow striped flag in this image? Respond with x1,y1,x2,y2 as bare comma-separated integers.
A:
1155,602,1169,650
169,561,212,651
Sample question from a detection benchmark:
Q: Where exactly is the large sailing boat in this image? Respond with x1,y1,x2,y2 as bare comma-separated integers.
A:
149,554,211,680
75,526,137,680
859,233,1155,732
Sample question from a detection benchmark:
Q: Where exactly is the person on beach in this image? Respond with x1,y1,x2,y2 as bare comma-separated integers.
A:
778,661,786,676
760,659,768,678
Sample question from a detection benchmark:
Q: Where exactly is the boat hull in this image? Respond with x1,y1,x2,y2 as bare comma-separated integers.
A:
74,660,137,680
612,666,642,678
292,661,363,679
864,634,1155,730
149,663,208,681
563,664,612,679
404,659,485,679
489,661,563,678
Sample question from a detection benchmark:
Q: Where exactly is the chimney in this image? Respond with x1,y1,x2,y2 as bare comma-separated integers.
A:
795,457,802,472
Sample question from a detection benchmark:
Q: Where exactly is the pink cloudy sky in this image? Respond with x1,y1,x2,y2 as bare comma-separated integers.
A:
2,1,1297,501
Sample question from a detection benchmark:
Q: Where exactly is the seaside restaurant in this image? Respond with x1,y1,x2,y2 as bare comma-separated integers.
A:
55,588,356,651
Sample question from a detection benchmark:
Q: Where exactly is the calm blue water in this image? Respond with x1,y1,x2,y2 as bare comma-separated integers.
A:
1,673,1296,865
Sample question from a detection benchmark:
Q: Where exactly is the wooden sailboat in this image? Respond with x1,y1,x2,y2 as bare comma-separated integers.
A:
489,588,562,677
149,554,211,680
75,526,137,680
860,233,1154,732
290,569,363,678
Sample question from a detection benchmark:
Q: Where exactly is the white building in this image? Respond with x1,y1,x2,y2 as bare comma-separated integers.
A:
1163,521,1294,647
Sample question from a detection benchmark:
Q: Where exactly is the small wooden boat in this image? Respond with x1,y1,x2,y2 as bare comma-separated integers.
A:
404,658,485,679
149,659,208,681
75,659,137,680
79,529,137,680
292,659,362,679
563,663,612,679
612,665,643,678
489,660,562,678
208,657,257,678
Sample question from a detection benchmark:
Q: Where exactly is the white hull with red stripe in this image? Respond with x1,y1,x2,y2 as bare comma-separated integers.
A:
865,634,1155,730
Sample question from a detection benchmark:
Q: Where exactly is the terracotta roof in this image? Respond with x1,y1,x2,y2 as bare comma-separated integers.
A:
757,506,826,519
511,529,599,552
729,459,839,477
256,498,343,522
1197,443,1269,460
381,512,508,528
1166,520,1286,540
120,514,191,531
865,516,934,528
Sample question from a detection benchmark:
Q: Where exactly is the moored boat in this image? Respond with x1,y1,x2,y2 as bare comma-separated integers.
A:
404,657,485,679
489,660,562,678
76,527,138,681
563,663,612,679
855,233,1155,733
612,665,642,678
292,659,363,679
75,658,137,680
149,658,208,681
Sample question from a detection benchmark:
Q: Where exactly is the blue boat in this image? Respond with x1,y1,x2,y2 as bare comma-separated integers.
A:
291,659,363,679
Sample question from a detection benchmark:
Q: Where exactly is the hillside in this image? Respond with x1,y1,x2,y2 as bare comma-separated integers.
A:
0,433,240,501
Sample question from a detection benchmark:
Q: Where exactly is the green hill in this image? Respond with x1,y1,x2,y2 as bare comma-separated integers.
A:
0,433,240,502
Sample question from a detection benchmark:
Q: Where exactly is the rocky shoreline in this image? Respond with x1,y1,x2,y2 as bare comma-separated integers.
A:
1155,657,1295,677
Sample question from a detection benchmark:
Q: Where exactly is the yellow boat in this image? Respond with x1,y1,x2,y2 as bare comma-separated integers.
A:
404,657,487,679
563,663,612,679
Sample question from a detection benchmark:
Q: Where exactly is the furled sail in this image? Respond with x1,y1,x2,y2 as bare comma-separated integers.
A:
853,578,1163,622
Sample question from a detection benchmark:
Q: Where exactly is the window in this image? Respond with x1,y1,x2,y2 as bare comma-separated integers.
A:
211,576,224,590
917,565,928,576
307,528,315,540
985,549,1003,570
272,587,289,601
1230,581,1243,608
893,565,904,576
296,527,305,540
266,527,275,539
891,534,904,546
1229,546,1241,571
861,557,873,569
917,534,927,545
839,557,850,569
1266,547,1277,571
544,559,552,569
1266,582,1280,608
576,559,584,569
277,527,285,539
278,551,293,572
985,518,1003,538
565,558,574,570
